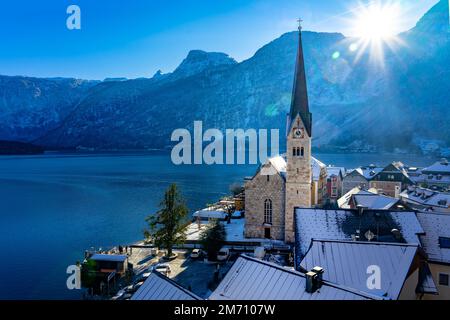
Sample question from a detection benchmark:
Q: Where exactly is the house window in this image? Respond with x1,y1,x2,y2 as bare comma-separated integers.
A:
264,199,272,224
439,273,449,286
332,187,337,196
267,175,270,182
439,237,450,249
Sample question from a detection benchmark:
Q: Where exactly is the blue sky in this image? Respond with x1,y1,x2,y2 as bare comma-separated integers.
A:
0,0,438,79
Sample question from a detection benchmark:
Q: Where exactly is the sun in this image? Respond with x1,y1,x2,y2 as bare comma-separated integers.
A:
352,2,401,41
340,1,406,68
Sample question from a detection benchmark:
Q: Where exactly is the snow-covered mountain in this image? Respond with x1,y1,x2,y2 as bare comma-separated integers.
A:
2,0,449,155
0,76,98,142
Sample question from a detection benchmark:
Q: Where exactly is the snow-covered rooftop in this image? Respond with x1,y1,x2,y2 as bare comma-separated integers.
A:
192,209,227,220
337,187,389,209
208,255,379,300
417,212,450,264
294,208,424,259
131,272,201,300
326,166,345,179
400,186,450,211
299,240,428,299
351,166,384,180
353,193,400,210
422,159,450,174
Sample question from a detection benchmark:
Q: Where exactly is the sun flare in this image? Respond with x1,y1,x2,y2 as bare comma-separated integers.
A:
342,1,407,68
352,2,401,41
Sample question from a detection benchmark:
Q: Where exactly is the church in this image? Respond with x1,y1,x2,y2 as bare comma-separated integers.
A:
244,24,323,243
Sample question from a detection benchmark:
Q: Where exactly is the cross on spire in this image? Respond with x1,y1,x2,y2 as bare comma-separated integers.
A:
297,18,303,31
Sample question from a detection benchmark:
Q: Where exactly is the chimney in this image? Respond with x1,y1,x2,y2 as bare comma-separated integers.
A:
305,267,325,293
305,271,317,293
312,266,324,288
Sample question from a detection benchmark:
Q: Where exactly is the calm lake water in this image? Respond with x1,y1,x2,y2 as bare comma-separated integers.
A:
0,151,438,299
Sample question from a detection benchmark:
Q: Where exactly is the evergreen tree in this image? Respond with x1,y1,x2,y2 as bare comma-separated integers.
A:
144,184,189,258
200,220,226,260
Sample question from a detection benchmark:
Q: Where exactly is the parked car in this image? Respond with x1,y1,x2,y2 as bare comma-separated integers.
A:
217,247,230,262
141,272,151,279
111,289,126,300
153,263,172,276
124,281,143,294
190,249,203,259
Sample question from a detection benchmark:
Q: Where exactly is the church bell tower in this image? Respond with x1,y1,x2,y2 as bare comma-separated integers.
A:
285,20,312,243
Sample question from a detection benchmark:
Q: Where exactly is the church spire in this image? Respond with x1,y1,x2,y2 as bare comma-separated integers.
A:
289,19,312,137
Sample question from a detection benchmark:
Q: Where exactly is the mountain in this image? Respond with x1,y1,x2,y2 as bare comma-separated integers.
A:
2,0,450,155
0,76,99,142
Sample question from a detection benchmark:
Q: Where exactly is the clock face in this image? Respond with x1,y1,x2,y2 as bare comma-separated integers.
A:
293,128,303,138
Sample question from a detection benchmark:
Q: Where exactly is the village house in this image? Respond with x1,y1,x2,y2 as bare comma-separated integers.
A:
416,212,450,300
342,162,414,198
342,165,383,195
413,158,450,191
311,157,327,207
299,240,437,300
400,186,450,213
325,166,345,205
370,162,414,198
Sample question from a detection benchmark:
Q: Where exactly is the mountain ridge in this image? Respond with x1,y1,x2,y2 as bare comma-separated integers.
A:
1,0,449,155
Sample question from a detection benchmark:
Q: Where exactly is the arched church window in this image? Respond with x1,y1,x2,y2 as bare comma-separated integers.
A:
293,147,297,156
301,147,304,157
264,199,272,224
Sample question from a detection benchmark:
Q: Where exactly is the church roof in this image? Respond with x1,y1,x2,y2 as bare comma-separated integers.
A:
289,28,312,137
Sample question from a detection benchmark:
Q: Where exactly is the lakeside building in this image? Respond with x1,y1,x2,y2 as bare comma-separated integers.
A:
208,255,380,300
400,186,450,213
299,239,437,300
244,23,315,243
417,212,450,300
88,254,129,276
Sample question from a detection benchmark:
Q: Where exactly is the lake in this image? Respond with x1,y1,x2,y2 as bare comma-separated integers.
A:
0,151,438,299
